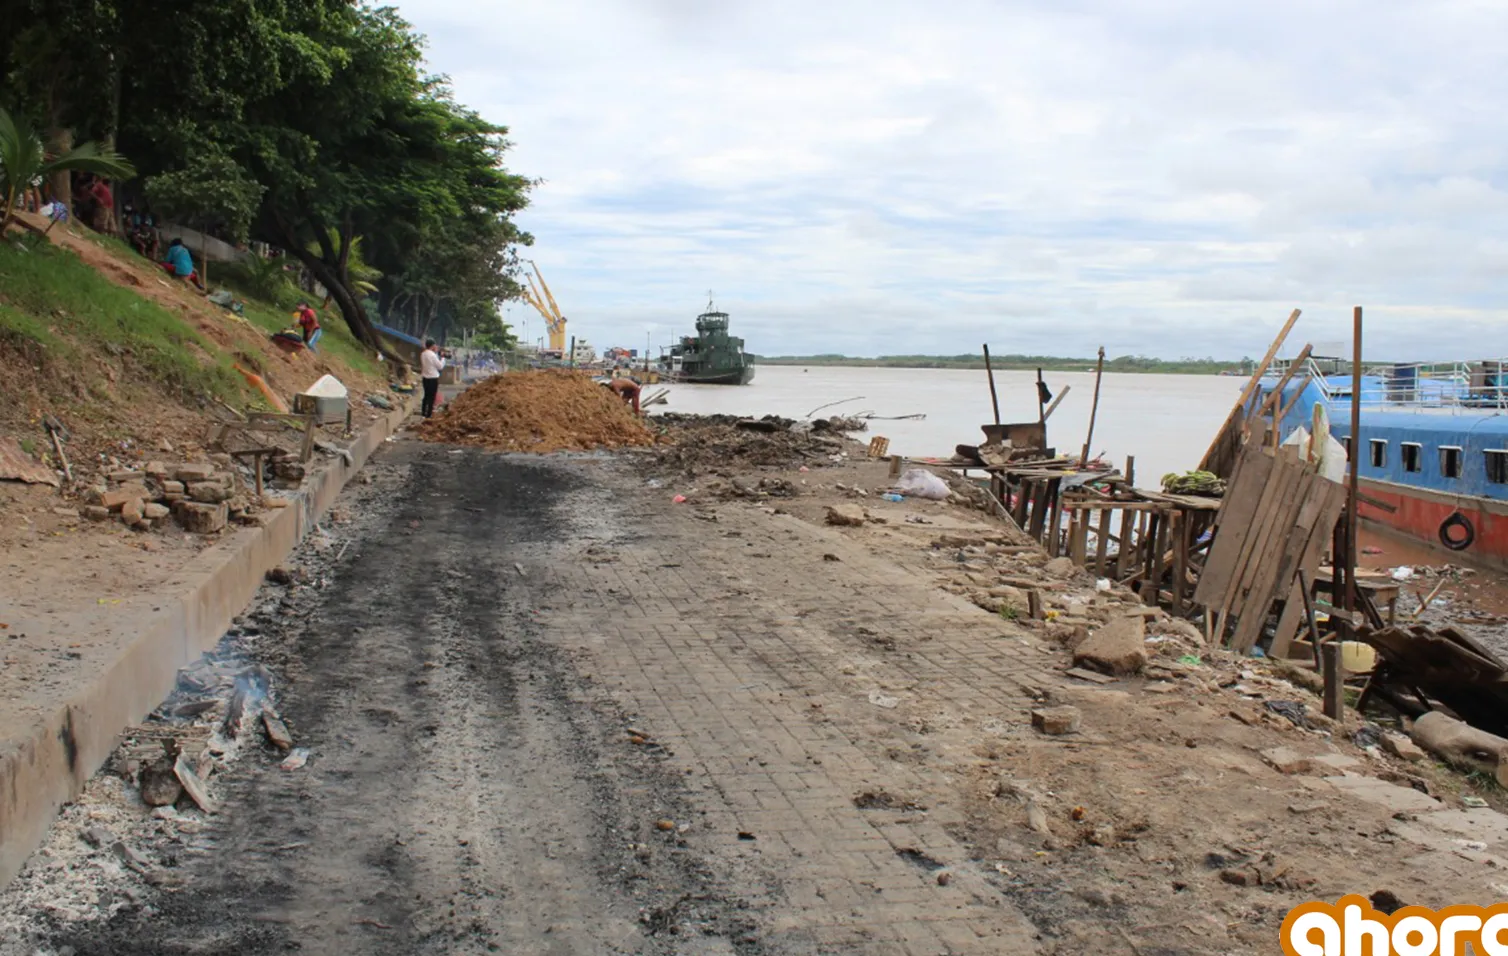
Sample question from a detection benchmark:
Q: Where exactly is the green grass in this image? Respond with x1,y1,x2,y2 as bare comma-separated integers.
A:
0,235,245,404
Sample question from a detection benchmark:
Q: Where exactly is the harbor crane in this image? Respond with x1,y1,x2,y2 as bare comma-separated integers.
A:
520,260,568,353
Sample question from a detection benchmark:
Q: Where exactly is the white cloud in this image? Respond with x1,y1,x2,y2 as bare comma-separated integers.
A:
400,0,1508,360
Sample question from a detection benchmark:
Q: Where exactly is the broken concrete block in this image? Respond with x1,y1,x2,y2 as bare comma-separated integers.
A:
172,463,217,482
189,481,233,504
95,483,151,511
175,501,228,534
143,502,170,520
161,480,185,495
1381,733,1427,763
1044,556,1078,578
1262,746,1312,775
1031,706,1081,735
825,504,866,527
84,505,111,521
1072,616,1148,676
1309,753,1364,774
119,497,144,525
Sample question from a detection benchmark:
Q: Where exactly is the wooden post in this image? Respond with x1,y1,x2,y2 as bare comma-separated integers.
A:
1027,590,1044,620
1322,640,1345,721
1036,367,1047,428
1081,346,1106,466
1346,306,1363,619
1094,508,1112,575
889,454,903,478
982,344,1001,426
1125,455,1135,488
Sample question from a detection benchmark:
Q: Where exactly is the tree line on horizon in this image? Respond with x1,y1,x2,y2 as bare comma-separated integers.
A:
755,353,1251,374
0,1,532,354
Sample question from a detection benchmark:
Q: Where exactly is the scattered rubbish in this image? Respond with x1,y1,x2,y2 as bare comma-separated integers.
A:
822,553,841,562
1095,578,1111,592
1464,796,1490,809
894,468,951,500
261,707,295,752
672,495,687,504
868,691,900,709
1178,655,1203,666
1370,890,1405,915
280,748,310,771
1391,566,1414,581
514,562,527,577
737,831,757,841
1265,700,1320,730
882,493,904,503
654,819,676,832
172,752,216,813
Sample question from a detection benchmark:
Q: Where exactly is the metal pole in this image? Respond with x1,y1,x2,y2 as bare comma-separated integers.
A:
982,344,1001,425
569,334,576,369
1081,346,1106,466
1345,306,1363,617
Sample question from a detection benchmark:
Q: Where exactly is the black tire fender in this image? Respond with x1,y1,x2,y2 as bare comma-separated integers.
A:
1439,512,1475,551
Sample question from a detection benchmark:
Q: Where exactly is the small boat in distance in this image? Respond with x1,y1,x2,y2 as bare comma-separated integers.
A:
659,299,755,385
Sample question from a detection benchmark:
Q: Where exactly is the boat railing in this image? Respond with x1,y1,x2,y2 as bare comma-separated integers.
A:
1267,357,1508,412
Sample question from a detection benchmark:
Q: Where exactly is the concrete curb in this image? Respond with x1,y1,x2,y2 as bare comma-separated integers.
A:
0,398,415,889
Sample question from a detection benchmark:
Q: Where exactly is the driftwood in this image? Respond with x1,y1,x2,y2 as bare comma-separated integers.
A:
1410,711,1508,787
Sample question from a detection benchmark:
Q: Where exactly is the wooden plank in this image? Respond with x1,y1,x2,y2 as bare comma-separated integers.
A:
1115,510,1134,579
1270,577,1308,660
1071,510,1090,565
1226,461,1309,634
1230,468,1320,653
1199,308,1302,472
1047,478,1064,557
1149,509,1170,602
1220,455,1304,623
1026,481,1048,540
1172,513,1191,615
1192,449,1276,607
1094,508,1112,576
1247,343,1313,439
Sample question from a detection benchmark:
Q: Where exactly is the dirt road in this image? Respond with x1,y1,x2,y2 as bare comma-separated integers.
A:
7,435,1508,956
5,444,759,955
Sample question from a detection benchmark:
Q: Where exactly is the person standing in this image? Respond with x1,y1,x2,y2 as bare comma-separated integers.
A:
420,339,445,417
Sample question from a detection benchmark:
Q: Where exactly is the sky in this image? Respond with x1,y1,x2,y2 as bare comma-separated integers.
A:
394,0,1508,360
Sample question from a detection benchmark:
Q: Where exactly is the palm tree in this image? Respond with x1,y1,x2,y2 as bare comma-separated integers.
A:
0,108,136,235
307,229,382,308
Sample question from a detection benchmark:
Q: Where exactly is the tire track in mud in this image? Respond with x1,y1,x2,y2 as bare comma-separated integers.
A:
33,444,761,956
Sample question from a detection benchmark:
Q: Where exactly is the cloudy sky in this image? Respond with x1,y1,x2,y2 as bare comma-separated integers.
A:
395,0,1508,360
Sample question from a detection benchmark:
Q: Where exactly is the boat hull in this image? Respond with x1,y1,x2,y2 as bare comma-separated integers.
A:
674,365,755,386
1358,477,1508,572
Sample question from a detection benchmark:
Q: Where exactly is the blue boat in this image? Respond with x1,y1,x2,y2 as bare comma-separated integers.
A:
1258,358,1508,568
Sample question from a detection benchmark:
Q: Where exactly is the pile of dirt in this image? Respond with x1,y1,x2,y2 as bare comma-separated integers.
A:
644,414,856,476
419,369,656,452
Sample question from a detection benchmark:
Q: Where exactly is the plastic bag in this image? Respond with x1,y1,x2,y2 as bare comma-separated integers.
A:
894,468,950,500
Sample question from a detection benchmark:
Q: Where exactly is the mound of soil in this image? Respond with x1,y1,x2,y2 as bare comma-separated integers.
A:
419,369,656,452
644,413,855,475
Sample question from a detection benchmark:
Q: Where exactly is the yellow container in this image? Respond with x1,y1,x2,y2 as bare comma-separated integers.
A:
1340,641,1377,673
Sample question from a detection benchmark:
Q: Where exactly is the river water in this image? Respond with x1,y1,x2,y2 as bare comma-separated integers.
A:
655,365,1240,483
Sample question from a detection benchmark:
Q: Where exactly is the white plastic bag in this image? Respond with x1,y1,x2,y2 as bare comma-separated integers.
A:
895,468,951,500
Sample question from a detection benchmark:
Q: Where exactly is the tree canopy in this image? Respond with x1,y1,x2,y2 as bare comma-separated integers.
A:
0,0,533,352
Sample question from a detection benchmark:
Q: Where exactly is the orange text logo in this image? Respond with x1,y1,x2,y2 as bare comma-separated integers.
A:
1283,896,1508,956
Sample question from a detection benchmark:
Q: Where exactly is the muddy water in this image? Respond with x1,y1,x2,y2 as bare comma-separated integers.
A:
655,365,1238,483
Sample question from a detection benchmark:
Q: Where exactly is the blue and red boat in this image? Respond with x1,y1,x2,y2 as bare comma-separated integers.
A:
1259,359,1508,569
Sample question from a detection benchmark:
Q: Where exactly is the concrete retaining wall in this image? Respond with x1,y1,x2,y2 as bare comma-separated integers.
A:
0,401,413,889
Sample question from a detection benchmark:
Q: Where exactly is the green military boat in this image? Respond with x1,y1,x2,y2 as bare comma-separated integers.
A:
660,300,755,385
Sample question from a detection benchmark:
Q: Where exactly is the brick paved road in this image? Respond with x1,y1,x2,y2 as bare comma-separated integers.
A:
545,468,1058,954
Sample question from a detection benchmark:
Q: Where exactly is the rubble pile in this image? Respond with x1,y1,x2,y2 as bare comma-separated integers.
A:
76,455,289,534
646,414,853,476
419,369,656,453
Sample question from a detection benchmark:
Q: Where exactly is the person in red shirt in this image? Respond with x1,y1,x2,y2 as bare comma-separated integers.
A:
87,178,116,236
294,302,322,352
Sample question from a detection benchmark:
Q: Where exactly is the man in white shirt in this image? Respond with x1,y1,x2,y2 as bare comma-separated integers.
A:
420,339,445,418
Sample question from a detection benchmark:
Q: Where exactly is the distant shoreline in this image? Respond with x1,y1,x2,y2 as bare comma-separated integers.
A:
754,355,1247,375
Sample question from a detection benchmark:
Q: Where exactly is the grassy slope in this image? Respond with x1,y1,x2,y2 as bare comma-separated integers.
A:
0,228,381,455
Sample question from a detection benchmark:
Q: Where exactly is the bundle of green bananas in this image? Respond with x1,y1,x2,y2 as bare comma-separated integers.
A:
1161,470,1226,496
